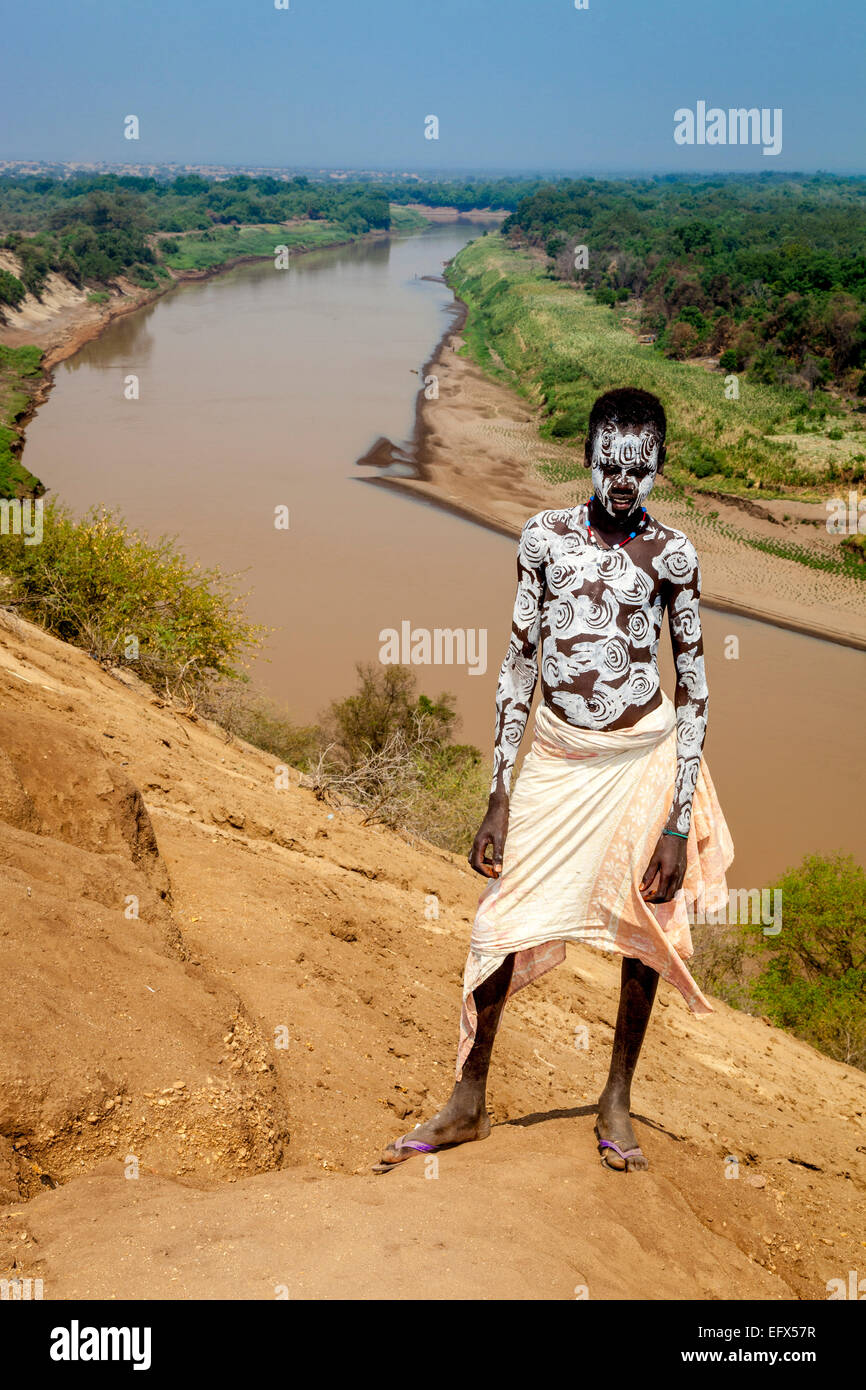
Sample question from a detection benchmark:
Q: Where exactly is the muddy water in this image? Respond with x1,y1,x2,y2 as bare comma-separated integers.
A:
23,223,864,884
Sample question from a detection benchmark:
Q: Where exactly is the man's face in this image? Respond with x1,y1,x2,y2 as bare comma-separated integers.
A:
589,422,661,517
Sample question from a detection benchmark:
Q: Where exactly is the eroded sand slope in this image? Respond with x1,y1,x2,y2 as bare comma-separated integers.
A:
0,611,862,1300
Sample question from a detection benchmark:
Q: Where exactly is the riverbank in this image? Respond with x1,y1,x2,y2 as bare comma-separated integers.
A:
361,246,866,651
402,203,508,224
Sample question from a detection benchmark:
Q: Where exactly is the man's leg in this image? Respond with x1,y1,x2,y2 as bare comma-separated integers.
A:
373,953,515,1171
596,956,658,1171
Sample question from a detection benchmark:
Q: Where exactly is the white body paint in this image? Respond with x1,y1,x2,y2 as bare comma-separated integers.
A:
490,503,709,836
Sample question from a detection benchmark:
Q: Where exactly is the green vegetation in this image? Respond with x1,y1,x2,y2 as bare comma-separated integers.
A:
536,456,584,486
0,344,44,497
306,663,489,853
695,509,866,581
0,173,394,296
0,266,26,308
379,177,534,213
388,204,429,232
160,220,349,272
448,234,866,512
692,854,866,1071
504,175,866,399
212,662,489,854
841,532,866,563
0,502,261,703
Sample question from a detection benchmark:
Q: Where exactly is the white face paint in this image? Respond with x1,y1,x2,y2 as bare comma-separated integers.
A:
590,424,660,515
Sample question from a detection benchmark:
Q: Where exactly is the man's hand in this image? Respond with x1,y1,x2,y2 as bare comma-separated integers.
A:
640,832,687,904
469,800,509,878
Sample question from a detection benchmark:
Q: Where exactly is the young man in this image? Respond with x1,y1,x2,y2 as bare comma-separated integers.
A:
374,388,732,1175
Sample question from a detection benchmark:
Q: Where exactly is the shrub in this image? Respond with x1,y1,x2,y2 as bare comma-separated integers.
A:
303,663,489,853
201,685,320,767
0,267,26,308
840,534,866,563
0,502,262,704
743,854,866,1069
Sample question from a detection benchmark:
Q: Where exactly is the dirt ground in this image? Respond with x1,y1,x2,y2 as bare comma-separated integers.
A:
0,609,863,1300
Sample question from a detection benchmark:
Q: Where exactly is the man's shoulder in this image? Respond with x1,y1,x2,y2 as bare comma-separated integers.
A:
646,517,701,584
519,507,578,542
523,506,576,530
646,515,696,548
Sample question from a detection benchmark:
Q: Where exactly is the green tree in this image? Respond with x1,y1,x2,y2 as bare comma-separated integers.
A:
744,853,866,1067
325,662,456,762
0,267,26,307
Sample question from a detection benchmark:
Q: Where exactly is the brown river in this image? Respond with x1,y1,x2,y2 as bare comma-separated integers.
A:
23,221,864,885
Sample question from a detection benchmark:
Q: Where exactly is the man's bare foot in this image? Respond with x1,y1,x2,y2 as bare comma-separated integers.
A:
595,1086,648,1172
372,1094,491,1173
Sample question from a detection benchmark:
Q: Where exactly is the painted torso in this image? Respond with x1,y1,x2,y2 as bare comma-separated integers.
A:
537,503,669,728
491,505,708,834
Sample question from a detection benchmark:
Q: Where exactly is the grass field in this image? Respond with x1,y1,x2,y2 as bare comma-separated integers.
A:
448,235,866,503
388,204,429,232
160,205,427,272
0,344,44,498
160,220,356,272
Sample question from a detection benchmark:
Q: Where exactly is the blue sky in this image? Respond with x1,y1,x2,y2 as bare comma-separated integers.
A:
4,0,864,172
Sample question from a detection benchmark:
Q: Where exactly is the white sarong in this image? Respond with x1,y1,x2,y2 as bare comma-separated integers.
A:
457,693,734,1078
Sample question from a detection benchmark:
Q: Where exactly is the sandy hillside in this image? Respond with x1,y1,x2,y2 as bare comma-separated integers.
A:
0,609,863,1301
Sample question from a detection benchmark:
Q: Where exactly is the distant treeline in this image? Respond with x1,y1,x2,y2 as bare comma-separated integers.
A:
376,176,537,210
502,175,866,396
0,171,541,308
0,172,394,302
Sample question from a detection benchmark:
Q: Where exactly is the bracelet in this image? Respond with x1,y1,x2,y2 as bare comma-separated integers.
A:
663,829,688,839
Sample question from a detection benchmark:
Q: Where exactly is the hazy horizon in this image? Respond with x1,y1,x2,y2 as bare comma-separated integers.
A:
4,161,866,182
5,0,864,175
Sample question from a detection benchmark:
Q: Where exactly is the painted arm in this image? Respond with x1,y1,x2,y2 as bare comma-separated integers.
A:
489,519,545,800
664,539,709,836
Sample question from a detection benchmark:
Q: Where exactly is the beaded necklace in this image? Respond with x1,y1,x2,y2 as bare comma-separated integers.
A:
585,496,648,550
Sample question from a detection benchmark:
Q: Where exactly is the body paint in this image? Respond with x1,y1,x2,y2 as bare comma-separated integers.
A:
591,425,660,515
490,504,708,836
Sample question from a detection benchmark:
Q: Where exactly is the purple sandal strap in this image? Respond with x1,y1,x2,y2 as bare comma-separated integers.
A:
598,1139,643,1160
395,1135,438,1154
